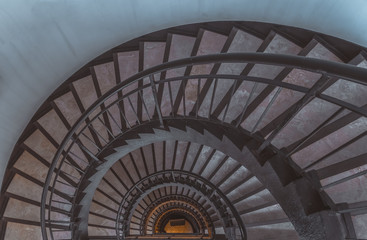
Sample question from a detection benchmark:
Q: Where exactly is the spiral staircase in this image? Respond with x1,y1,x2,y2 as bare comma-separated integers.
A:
0,21,367,240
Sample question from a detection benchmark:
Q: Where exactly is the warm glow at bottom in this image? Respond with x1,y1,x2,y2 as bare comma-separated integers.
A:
164,220,193,233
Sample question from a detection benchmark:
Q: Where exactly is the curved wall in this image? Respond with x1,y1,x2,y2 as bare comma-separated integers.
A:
1,0,367,185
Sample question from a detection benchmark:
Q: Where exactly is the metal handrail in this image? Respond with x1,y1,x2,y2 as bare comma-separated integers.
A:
139,195,213,236
115,170,245,240
40,53,367,239
151,207,205,235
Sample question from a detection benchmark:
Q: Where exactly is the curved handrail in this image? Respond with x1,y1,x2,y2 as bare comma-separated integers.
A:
40,52,367,239
139,195,213,236
152,206,204,234
115,170,245,239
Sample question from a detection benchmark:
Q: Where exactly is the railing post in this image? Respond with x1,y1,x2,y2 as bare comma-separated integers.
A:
149,74,164,126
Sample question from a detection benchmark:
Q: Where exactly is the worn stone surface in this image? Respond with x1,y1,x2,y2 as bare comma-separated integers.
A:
88,226,115,236
161,34,196,116
4,198,40,221
118,51,140,127
200,29,262,117
292,117,367,169
246,223,299,240
210,157,238,185
352,214,367,238
219,166,250,193
4,222,42,240
38,110,68,144
13,151,49,182
24,129,57,163
6,174,43,202
325,174,367,203
242,42,344,130
142,42,166,120
273,98,339,148
243,204,288,224
178,30,227,115
54,91,82,126
89,214,115,227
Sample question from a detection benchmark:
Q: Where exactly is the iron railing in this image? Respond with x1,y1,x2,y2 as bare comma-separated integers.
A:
40,53,367,240
115,170,243,239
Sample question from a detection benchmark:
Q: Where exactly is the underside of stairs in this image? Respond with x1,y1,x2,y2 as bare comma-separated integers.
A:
1,21,367,240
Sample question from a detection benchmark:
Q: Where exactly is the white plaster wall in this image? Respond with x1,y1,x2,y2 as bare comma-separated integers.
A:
0,0,367,185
